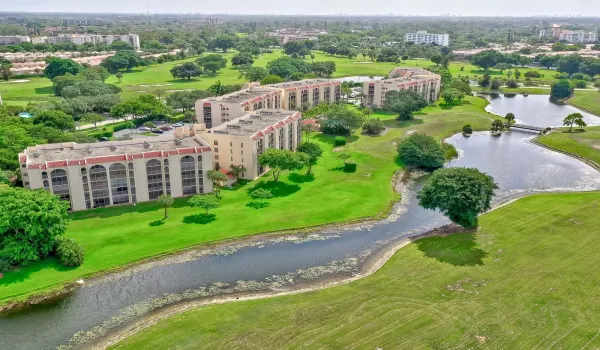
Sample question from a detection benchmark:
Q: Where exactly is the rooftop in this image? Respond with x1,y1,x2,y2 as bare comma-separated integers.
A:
219,88,276,104
208,109,300,137
22,135,210,165
269,78,338,89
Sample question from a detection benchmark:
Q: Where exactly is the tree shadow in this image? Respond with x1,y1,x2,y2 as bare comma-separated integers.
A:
149,219,165,227
250,181,300,197
415,232,486,266
34,86,54,95
287,173,315,183
246,201,270,210
183,213,217,224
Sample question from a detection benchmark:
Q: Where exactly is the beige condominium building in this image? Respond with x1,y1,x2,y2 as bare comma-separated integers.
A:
195,79,342,129
363,68,442,108
196,109,302,180
19,135,213,211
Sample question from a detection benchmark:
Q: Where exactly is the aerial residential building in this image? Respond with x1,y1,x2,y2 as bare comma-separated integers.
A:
539,24,598,43
0,36,31,46
268,28,327,44
403,31,449,46
363,68,442,108
19,135,213,211
31,33,141,50
195,79,341,129
196,109,302,180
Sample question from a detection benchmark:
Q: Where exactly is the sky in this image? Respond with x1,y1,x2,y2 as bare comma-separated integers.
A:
2,0,600,17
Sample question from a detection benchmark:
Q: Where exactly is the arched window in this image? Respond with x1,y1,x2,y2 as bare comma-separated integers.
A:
181,156,197,195
82,175,91,209
324,86,331,103
257,101,263,109
313,88,320,106
89,165,110,207
146,159,163,200
253,103,258,110
50,169,70,205
109,163,129,204
43,180,50,190
288,92,296,109
301,89,308,104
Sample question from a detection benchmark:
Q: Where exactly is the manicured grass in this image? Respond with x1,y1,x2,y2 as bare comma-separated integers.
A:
112,192,600,349
569,90,600,116
538,126,600,167
0,97,494,305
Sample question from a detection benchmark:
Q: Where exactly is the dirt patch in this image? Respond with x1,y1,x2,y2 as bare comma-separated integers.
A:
0,79,30,83
333,147,345,152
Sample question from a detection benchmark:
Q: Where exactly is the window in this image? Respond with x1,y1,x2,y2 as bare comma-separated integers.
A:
129,170,136,203
301,89,309,104
51,169,71,206
146,159,163,200
80,167,86,175
313,88,320,106
181,156,197,195
214,140,218,146
288,91,297,109
215,155,219,160
109,163,129,204
241,143,243,148
89,165,110,207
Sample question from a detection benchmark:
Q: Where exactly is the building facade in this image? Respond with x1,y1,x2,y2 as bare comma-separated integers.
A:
0,36,31,46
539,24,598,43
268,28,327,44
404,31,449,46
196,109,302,180
363,68,442,108
195,79,341,129
30,33,141,50
19,135,213,211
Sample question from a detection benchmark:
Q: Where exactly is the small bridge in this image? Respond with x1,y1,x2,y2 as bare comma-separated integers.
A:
505,123,549,133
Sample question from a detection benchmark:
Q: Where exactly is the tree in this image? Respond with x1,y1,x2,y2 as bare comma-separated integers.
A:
166,90,212,112
211,35,236,52
441,88,464,106
170,62,202,80
310,61,336,77
478,73,491,88
258,149,308,182
594,81,600,92
430,54,443,66
397,133,445,169
297,142,323,175
575,117,587,131
539,55,558,69
228,164,246,179
196,54,227,74
157,194,174,219
0,58,12,81
80,113,104,127
551,79,573,99
505,113,515,125
116,72,123,83
383,90,428,121
418,167,498,228
241,66,268,82
0,185,70,266
320,104,365,135
362,118,385,135
491,119,504,134
109,40,134,51
33,110,74,131
44,58,83,79
563,113,586,132
203,61,223,74
494,63,513,73
260,75,284,85
189,194,221,215
100,51,142,73
462,124,473,135
470,50,505,70
207,169,228,196
490,78,503,90
231,53,254,66
249,188,273,203
556,54,583,76
266,56,310,79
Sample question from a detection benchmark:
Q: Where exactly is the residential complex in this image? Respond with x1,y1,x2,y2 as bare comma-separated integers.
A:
539,24,598,43
0,35,31,46
196,109,302,180
363,68,442,108
19,135,213,211
31,33,141,50
403,31,449,46
268,28,327,44
195,79,342,129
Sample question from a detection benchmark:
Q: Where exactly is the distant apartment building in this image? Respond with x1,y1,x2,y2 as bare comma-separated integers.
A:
0,36,31,46
403,31,449,47
19,135,213,211
268,28,327,44
539,24,598,43
195,79,341,129
196,109,302,180
31,33,141,50
363,68,442,108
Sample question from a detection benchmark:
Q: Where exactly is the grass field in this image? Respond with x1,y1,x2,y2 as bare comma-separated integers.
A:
112,191,600,349
538,126,600,167
0,97,494,305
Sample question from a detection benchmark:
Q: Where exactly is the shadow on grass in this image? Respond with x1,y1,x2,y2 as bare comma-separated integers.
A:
287,173,315,183
250,181,300,197
415,232,486,266
183,213,217,225
34,86,54,95
0,257,75,286
70,198,190,221
313,133,359,145
149,219,165,227
246,201,270,210
329,165,346,172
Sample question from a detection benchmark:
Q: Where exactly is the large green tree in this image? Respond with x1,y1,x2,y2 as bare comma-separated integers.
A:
320,104,365,135
550,79,573,99
170,62,202,80
296,142,323,175
418,167,498,228
0,185,70,266
33,110,75,131
563,113,586,132
189,194,221,215
383,90,429,121
258,149,308,182
397,133,445,169
44,57,83,79
101,51,142,73
470,50,505,70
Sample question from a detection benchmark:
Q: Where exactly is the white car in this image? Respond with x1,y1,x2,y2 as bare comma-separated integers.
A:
138,126,151,131
173,122,184,127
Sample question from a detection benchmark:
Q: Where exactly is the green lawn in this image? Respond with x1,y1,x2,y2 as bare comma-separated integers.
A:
569,90,600,116
0,97,494,305
538,126,600,167
112,191,600,350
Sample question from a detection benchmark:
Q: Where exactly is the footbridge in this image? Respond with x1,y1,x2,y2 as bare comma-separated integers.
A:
505,123,549,133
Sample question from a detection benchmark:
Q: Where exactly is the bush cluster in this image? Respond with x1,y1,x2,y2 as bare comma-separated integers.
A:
334,136,347,146
362,118,385,135
55,237,84,267
344,160,357,172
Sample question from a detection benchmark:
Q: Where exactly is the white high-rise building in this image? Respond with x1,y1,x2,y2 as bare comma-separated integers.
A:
404,31,449,47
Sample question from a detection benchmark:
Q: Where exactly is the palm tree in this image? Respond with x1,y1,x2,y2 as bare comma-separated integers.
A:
157,195,174,219
228,164,246,179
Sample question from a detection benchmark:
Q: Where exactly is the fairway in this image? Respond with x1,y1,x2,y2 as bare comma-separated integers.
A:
538,126,600,167
0,97,494,305
112,191,600,349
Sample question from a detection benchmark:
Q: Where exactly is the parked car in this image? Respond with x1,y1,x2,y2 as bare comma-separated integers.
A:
173,122,184,127
160,125,172,131
151,128,164,134
99,137,110,142
138,126,151,131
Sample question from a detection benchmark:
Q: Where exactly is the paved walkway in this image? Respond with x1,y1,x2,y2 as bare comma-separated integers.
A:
76,118,126,131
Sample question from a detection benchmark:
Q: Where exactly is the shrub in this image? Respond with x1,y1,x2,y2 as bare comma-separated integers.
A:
362,118,385,135
344,160,357,172
112,122,135,132
397,133,445,169
88,130,113,139
554,72,569,79
572,80,587,89
55,237,84,267
442,143,458,160
462,124,473,134
334,136,347,146
0,259,11,272
505,79,519,88
570,72,589,80
524,71,542,78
